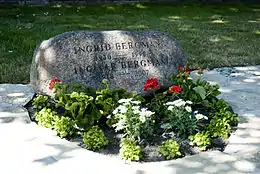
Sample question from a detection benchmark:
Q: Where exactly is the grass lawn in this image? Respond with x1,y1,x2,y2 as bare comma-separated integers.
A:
0,3,260,83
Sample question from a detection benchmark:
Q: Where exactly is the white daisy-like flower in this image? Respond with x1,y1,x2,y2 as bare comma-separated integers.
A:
195,113,208,120
167,106,174,111
194,110,198,114
185,106,192,113
186,100,193,105
195,113,204,120
139,115,146,123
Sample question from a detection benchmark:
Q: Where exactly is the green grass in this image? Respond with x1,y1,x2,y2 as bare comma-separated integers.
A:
0,3,260,83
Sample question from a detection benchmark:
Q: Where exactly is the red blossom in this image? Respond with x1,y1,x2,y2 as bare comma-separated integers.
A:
49,77,62,90
169,85,182,94
144,78,160,91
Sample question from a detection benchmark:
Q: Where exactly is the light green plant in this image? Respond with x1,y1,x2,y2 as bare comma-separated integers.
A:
35,107,56,128
207,117,231,139
83,126,109,151
111,98,155,141
158,139,181,160
54,116,75,138
33,94,50,111
209,99,238,126
189,131,211,151
120,138,142,161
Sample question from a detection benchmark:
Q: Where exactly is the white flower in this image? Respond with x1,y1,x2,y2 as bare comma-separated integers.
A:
140,108,154,117
195,114,204,120
195,113,208,120
165,102,175,105
186,100,193,105
185,106,192,113
132,106,140,114
167,106,174,111
132,106,140,110
139,115,146,123
118,105,127,113
118,98,132,104
172,99,186,107
131,100,141,105
188,77,193,80
194,110,198,114
113,108,119,115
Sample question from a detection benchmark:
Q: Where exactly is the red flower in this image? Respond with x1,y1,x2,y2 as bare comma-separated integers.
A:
169,85,182,94
49,77,62,90
144,78,160,91
178,65,190,74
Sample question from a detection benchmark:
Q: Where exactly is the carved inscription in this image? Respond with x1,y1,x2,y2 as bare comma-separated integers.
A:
73,40,169,80
73,41,160,54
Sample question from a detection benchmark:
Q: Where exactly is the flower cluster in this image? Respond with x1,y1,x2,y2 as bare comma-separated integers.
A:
144,78,160,91
165,99,192,111
111,98,155,140
49,77,62,90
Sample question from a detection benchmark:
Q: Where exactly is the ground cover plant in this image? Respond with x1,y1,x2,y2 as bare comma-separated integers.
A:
0,4,260,83
27,66,238,162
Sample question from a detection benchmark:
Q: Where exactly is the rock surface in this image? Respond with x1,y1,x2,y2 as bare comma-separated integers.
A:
30,30,186,95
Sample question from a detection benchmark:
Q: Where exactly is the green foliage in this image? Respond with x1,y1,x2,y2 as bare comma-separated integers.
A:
111,98,155,141
54,116,75,138
83,126,109,151
209,99,238,126
120,138,142,161
189,131,211,151
161,100,196,138
53,80,135,130
35,108,56,128
32,94,50,111
207,116,231,139
171,71,221,108
206,99,238,139
158,139,181,160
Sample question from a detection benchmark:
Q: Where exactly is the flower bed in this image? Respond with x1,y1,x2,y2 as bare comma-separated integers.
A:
26,65,238,162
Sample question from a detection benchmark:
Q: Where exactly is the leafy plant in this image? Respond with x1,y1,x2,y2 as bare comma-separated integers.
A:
189,131,211,151
54,116,75,138
111,98,155,141
35,107,56,128
120,138,142,161
207,116,231,139
83,126,109,151
161,99,197,138
209,99,238,126
170,66,221,108
32,94,50,111
158,139,181,160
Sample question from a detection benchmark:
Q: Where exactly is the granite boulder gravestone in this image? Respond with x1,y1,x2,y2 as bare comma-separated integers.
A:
30,30,187,95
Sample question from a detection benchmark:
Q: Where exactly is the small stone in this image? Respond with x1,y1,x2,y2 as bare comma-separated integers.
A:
30,30,187,95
